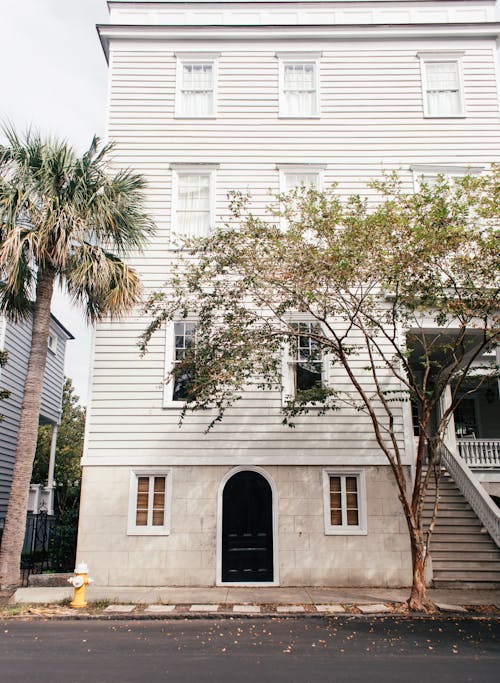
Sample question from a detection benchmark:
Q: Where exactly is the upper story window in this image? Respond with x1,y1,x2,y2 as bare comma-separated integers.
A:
175,53,219,118
277,164,325,229
170,164,218,242
283,321,325,402
276,52,321,118
410,164,483,191
47,333,57,353
164,320,196,406
418,52,465,118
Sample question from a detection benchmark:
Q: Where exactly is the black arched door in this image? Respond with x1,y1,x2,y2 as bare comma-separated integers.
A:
222,470,274,582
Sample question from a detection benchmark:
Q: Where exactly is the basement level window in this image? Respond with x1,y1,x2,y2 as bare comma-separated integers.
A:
127,469,172,535
322,470,367,535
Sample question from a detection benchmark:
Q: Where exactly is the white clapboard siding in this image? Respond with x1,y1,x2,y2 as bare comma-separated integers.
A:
83,12,500,468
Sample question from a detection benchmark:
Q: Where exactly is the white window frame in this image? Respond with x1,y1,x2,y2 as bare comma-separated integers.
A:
175,52,219,118
277,163,326,231
127,468,172,535
170,163,218,245
282,318,329,405
322,469,367,535
276,52,321,118
410,164,484,191
417,52,465,118
47,333,57,354
163,319,197,408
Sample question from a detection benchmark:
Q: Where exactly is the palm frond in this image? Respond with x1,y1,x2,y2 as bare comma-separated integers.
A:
0,125,153,321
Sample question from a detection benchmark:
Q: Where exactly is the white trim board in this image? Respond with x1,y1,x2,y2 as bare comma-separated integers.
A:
81,454,411,467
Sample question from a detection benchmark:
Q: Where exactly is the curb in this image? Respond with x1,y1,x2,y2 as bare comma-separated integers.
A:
2,610,499,622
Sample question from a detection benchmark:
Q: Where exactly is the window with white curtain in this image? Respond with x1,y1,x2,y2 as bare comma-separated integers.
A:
418,52,465,117
170,166,217,241
177,174,211,237
277,53,321,117
277,164,325,230
283,171,320,192
176,56,218,117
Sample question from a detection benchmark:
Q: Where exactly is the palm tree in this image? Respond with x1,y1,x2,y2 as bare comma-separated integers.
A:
0,127,154,589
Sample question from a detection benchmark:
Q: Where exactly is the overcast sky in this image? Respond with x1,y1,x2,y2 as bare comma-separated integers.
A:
1,0,112,404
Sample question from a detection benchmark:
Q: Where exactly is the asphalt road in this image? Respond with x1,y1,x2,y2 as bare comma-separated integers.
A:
0,616,498,683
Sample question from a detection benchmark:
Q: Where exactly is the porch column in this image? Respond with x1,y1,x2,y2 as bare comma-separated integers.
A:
46,423,58,516
438,385,458,454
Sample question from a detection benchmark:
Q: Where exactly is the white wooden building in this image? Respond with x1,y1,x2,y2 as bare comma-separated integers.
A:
77,0,500,587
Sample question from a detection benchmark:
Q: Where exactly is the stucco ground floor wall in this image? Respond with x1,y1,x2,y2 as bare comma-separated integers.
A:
76,464,412,587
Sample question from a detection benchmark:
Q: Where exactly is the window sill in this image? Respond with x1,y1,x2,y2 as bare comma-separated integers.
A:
278,115,321,120
127,528,171,536
324,527,368,536
423,114,466,119
163,401,188,409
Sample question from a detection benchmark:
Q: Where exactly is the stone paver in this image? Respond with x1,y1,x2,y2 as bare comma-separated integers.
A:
103,605,136,613
189,604,220,612
232,605,261,614
435,603,468,613
357,604,391,614
145,605,177,613
276,605,305,613
315,604,346,613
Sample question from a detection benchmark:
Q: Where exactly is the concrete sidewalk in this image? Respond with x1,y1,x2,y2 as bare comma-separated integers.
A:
12,585,500,610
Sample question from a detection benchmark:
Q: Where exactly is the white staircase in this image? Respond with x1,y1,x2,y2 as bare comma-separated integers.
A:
423,470,500,587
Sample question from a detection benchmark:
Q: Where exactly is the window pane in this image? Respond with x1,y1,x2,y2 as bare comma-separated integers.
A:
347,508,359,526
346,477,357,493
181,63,213,116
137,477,149,493
427,91,461,117
330,509,342,526
183,63,213,89
329,476,341,492
177,175,211,237
154,477,166,493
425,61,461,116
283,63,316,116
181,91,213,117
329,476,342,526
426,62,459,90
136,510,148,526
136,476,149,526
285,173,318,191
152,509,165,526
293,322,323,395
173,322,197,401
284,64,314,90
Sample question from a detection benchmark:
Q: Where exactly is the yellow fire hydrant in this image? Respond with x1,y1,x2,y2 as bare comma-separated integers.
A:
67,562,93,608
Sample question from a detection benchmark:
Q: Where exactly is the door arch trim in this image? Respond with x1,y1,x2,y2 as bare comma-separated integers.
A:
216,466,279,586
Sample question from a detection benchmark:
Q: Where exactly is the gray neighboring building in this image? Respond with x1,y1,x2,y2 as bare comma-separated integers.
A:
0,313,73,522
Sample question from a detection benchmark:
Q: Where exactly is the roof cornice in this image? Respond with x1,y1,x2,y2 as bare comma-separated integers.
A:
97,21,500,61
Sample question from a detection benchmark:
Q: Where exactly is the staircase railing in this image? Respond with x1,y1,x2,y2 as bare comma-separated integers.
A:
440,443,500,547
457,439,500,469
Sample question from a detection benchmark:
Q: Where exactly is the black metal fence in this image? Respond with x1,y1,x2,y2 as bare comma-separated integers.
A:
0,511,78,586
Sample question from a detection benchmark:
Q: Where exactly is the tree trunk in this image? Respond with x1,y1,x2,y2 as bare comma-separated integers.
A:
0,269,55,590
408,529,435,612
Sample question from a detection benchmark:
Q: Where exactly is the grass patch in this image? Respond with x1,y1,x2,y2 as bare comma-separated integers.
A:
87,599,111,610
0,605,25,617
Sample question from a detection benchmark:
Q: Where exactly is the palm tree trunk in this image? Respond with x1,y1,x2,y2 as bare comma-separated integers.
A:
0,269,55,589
